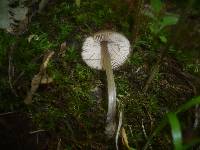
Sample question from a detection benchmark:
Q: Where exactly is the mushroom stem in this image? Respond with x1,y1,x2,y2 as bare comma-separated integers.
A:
101,41,117,137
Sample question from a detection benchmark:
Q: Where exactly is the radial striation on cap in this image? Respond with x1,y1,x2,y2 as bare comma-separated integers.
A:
81,31,131,70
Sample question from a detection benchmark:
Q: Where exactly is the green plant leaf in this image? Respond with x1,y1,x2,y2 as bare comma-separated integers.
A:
75,0,80,7
150,0,162,13
159,35,167,43
160,15,179,29
149,23,160,34
129,147,136,150
144,9,155,19
167,112,183,150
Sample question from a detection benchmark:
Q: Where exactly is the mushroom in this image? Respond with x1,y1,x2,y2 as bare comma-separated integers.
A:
82,31,131,137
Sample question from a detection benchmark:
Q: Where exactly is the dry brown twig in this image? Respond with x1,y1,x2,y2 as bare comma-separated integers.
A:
56,138,62,150
0,112,16,117
8,44,18,96
24,51,54,104
142,119,153,150
29,129,46,134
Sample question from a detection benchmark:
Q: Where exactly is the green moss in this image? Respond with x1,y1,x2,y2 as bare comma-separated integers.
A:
0,0,199,149
64,46,80,62
128,51,144,66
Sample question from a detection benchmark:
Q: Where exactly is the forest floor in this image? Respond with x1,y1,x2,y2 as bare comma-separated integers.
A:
0,0,200,150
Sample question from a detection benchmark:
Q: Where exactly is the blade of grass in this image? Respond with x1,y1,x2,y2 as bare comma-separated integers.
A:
167,112,183,150
176,96,200,114
143,117,167,150
184,138,200,150
143,96,200,150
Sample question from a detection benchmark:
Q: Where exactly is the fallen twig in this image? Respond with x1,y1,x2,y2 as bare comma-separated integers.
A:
29,129,46,134
0,112,16,117
142,119,152,150
8,44,18,96
142,119,148,139
128,125,133,137
56,138,62,150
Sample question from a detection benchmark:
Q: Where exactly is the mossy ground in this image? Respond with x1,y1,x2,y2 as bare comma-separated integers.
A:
0,0,200,149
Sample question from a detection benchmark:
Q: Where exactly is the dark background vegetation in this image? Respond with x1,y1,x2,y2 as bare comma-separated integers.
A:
0,0,200,149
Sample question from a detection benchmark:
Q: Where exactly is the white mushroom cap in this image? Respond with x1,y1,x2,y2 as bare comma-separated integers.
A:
82,31,131,70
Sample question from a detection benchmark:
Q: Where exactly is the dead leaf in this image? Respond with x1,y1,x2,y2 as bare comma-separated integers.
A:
121,127,130,149
24,51,54,104
59,42,67,57
24,74,41,104
41,51,55,70
28,34,39,43
40,75,53,84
